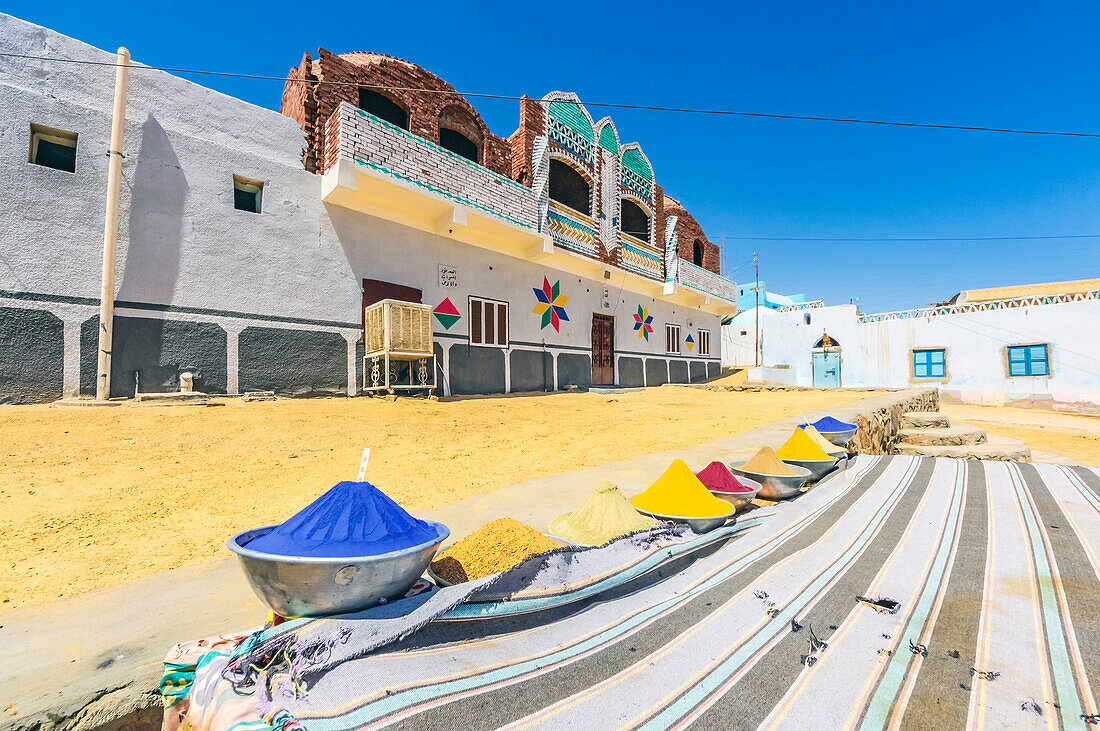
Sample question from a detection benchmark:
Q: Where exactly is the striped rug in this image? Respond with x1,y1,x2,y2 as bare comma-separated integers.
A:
173,455,1100,730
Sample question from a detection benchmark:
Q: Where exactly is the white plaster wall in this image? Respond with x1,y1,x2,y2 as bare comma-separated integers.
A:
721,306,780,367
759,302,1100,400
0,13,359,325
329,205,721,364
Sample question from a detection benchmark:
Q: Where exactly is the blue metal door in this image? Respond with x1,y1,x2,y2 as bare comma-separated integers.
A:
813,350,840,387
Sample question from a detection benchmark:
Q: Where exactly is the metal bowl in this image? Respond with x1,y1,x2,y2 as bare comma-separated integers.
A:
818,427,857,448
706,475,762,510
228,521,449,617
780,456,840,482
728,461,812,500
633,506,735,534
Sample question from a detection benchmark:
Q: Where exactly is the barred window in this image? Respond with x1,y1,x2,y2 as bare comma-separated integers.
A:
698,329,710,356
469,296,508,348
665,324,680,354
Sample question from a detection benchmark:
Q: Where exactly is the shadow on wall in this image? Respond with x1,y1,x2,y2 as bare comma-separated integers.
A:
108,113,191,396
118,113,187,306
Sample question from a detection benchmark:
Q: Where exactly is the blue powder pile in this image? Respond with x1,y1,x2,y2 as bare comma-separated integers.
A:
798,416,857,433
246,481,439,558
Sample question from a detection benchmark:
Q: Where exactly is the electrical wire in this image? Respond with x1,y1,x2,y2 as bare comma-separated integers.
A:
724,234,1100,242
2,51,1100,139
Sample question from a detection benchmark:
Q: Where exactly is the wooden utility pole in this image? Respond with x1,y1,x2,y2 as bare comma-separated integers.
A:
96,47,130,400
753,252,760,367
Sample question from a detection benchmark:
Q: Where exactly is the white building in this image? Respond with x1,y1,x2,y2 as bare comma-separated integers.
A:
724,280,1100,410
0,14,738,403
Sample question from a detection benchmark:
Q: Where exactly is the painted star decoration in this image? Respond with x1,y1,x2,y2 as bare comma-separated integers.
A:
633,305,654,340
533,277,569,332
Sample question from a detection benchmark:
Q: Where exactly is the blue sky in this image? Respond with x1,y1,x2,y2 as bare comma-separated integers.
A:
7,0,1099,311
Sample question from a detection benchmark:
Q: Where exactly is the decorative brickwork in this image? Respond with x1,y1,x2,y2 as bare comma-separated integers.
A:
509,96,545,186
661,193,721,275
281,50,511,176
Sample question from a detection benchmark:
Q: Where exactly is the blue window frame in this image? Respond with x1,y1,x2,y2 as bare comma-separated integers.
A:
913,348,946,378
1008,344,1049,376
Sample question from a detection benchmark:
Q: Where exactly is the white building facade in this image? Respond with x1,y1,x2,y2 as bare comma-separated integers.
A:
728,291,1100,409
0,15,737,403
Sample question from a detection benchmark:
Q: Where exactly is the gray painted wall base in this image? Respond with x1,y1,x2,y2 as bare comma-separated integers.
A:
618,357,644,387
645,358,669,386
0,306,64,404
509,349,554,392
238,327,348,397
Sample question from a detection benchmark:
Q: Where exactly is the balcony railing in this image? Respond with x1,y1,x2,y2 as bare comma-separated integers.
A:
546,200,599,257
619,231,663,280
669,258,738,304
324,102,538,231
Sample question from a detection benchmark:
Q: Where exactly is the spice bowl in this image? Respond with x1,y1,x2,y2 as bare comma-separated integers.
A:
728,461,812,500
780,456,841,482
228,520,450,617
816,428,857,448
707,476,762,510
633,505,735,534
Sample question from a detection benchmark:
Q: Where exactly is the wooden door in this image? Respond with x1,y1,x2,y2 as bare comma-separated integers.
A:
591,315,615,385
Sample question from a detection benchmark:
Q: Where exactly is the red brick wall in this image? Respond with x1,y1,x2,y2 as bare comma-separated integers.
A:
509,95,545,186
280,53,318,169
280,50,513,177
661,193,721,274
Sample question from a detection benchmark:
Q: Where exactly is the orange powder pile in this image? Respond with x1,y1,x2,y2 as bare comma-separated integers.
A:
741,446,797,476
630,459,732,518
802,425,844,455
775,428,835,461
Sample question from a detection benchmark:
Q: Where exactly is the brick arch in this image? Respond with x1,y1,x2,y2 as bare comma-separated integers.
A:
547,151,595,217
438,104,483,145
281,49,510,175
660,193,721,275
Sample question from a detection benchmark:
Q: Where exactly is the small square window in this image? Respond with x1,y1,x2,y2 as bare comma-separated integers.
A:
1007,344,1049,376
913,348,946,378
29,124,77,172
233,175,263,213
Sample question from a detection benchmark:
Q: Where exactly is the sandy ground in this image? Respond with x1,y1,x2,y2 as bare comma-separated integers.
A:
0,387,875,610
943,404,1100,466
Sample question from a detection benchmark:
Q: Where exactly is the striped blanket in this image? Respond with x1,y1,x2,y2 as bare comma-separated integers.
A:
167,455,1100,729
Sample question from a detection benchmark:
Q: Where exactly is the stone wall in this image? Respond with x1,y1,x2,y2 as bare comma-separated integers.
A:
845,388,940,455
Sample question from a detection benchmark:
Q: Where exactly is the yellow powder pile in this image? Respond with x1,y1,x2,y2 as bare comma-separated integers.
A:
775,428,835,461
550,482,658,545
802,425,844,455
630,459,733,518
741,446,797,476
431,518,559,584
